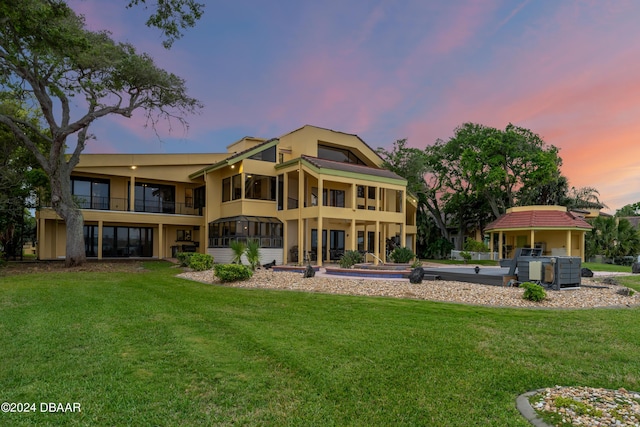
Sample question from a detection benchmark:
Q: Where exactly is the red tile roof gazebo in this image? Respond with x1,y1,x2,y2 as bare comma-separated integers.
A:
485,206,592,261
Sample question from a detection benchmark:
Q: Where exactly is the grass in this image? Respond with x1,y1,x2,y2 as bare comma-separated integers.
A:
1,261,640,426
582,261,632,273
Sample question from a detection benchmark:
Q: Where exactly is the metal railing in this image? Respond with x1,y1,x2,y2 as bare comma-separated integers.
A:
40,196,202,216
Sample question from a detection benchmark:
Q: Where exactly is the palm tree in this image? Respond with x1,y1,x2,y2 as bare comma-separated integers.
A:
566,186,608,210
586,216,640,262
245,239,261,271
229,240,246,264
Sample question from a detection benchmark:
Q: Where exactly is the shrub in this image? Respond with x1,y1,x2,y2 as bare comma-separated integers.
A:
176,252,195,267
464,239,489,253
188,253,214,271
230,240,247,264
521,282,546,302
411,258,423,269
245,239,261,271
214,264,253,282
339,250,363,268
389,246,415,263
459,251,472,263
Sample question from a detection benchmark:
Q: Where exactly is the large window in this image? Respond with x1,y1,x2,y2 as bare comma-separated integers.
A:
277,174,284,210
134,182,175,214
84,225,99,257
245,174,276,200
248,146,276,162
222,174,242,202
222,177,230,202
194,186,205,209
102,226,153,257
311,188,345,207
71,177,109,210
318,144,366,165
208,216,282,248
84,225,153,257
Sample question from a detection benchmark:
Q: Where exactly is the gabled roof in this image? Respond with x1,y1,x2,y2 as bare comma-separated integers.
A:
485,207,592,231
297,155,406,183
189,138,278,179
280,124,385,163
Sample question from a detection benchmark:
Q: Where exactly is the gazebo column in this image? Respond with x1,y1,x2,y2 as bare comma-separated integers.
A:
530,229,535,250
566,230,572,256
489,232,494,260
498,231,504,260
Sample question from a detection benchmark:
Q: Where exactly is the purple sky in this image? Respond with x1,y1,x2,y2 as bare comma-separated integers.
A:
68,0,640,213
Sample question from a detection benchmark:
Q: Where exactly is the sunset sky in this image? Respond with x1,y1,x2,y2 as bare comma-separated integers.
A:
67,0,640,213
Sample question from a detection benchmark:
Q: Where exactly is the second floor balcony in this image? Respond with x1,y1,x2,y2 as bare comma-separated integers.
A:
41,196,203,216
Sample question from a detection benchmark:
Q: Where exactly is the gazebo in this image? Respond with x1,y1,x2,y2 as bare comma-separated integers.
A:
485,205,592,261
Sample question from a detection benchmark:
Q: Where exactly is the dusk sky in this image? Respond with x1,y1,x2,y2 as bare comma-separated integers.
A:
67,0,640,213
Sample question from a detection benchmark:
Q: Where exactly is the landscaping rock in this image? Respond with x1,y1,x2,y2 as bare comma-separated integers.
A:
408,267,424,284
581,267,594,277
617,287,634,296
632,262,640,274
177,268,640,309
303,264,315,278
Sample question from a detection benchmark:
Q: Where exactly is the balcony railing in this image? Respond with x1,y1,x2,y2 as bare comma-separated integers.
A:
40,196,203,216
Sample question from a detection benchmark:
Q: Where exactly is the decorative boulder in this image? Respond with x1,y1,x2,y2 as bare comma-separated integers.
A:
262,259,276,269
581,267,594,277
632,262,640,274
617,287,634,296
303,264,315,278
408,267,424,284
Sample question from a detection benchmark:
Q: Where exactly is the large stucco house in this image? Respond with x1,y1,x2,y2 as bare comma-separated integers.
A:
36,125,417,266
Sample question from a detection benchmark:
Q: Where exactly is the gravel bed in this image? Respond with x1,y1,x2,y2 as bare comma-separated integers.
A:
529,386,640,426
176,268,640,309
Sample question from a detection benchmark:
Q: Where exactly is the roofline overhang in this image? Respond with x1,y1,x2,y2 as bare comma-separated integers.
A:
485,226,592,232
189,138,279,179
275,157,407,186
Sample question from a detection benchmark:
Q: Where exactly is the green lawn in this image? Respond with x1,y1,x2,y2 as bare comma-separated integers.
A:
1,262,639,426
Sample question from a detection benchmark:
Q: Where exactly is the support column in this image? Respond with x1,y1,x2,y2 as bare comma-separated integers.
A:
38,217,45,260
381,224,387,263
351,183,356,211
350,219,356,252
530,229,535,250
283,220,288,264
317,216,323,267
566,230,572,256
158,224,164,259
284,171,289,210
297,168,304,264
498,231,504,260
297,219,304,265
374,221,380,265
129,176,136,211
97,220,103,259
489,232,494,260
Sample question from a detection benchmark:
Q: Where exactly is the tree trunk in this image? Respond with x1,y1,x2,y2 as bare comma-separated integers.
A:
49,162,86,267
62,208,86,267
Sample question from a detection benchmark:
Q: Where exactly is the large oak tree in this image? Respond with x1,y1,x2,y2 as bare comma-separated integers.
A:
0,0,201,266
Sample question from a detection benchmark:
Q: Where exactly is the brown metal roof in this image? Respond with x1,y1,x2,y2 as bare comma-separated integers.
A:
485,209,592,231
301,155,406,181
